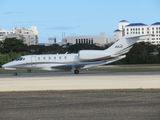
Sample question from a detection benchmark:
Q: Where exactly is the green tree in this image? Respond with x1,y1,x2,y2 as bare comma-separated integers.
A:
2,38,28,53
28,44,66,54
68,44,103,53
125,42,159,64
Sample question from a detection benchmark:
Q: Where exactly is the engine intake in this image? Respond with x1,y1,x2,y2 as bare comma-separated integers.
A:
78,50,107,60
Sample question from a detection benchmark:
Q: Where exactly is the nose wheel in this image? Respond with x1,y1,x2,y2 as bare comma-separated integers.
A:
14,71,18,76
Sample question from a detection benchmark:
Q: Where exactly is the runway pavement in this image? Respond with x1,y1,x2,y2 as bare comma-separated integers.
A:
0,70,160,91
0,70,160,120
0,90,160,120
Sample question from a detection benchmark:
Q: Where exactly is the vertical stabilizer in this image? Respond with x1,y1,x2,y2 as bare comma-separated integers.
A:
104,34,150,56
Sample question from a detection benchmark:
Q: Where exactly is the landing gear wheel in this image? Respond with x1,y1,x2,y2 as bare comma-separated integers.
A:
27,69,31,73
74,69,79,74
14,72,17,76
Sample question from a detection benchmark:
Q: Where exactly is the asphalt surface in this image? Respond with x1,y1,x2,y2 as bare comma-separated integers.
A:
0,69,160,120
0,90,160,120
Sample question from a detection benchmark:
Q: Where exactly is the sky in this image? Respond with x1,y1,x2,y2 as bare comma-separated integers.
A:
0,0,160,43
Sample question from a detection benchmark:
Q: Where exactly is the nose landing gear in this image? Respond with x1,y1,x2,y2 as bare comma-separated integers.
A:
14,71,17,76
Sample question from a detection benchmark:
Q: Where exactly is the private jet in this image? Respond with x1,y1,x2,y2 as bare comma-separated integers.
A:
2,34,149,75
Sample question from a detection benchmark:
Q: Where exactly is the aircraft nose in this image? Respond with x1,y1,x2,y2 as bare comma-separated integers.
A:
2,64,7,68
2,63,11,68
2,62,16,70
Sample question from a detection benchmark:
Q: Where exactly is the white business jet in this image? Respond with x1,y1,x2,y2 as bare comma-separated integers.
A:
2,34,149,75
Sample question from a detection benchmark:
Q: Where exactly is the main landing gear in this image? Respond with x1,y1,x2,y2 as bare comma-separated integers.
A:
27,69,31,73
71,67,80,74
74,69,79,74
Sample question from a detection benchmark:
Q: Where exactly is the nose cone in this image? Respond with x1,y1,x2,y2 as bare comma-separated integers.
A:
2,64,7,68
2,62,13,68
1,62,16,70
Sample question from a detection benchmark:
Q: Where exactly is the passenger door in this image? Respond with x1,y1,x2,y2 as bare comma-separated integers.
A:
31,56,36,67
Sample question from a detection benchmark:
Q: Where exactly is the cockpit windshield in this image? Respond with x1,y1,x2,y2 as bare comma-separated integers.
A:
15,57,25,61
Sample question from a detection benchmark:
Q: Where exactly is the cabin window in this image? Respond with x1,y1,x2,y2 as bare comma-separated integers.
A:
15,57,24,61
43,57,45,60
64,56,67,59
59,56,61,59
49,57,51,60
38,57,40,60
54,56,56,60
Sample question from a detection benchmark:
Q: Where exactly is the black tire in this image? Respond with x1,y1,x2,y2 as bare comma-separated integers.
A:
74,70,79,74
14,72,17,76
27,69,31,73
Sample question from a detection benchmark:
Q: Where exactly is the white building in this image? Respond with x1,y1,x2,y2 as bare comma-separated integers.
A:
114,20,160,45
61,32,114,46
0,26,38,45
48,37,56,44
0,28,13,41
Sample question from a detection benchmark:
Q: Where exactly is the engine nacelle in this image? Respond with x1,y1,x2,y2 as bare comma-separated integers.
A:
78,50,107,60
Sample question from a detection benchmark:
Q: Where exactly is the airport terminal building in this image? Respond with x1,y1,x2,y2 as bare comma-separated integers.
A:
114,20,160,45
61,32,114,46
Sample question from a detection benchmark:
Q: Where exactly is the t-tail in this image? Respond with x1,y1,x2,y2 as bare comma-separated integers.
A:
104,34,150,56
